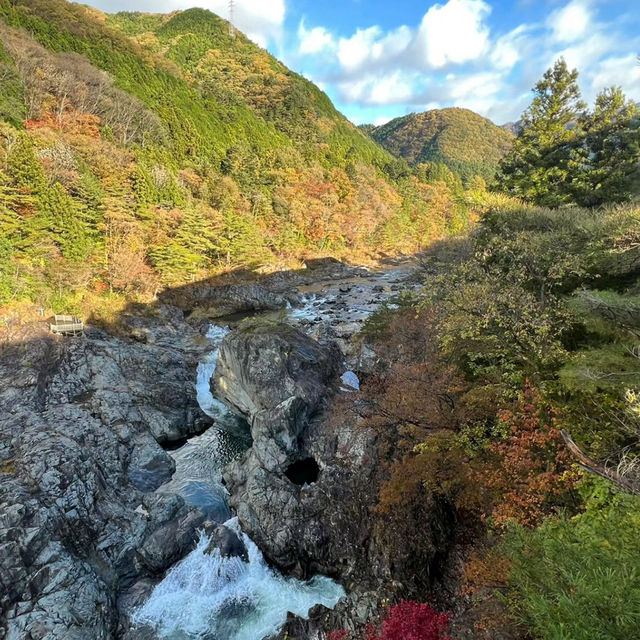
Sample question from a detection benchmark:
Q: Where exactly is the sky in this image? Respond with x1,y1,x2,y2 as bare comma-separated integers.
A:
88,0,640,125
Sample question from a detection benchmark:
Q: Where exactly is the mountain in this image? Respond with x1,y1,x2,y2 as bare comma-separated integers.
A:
501,120,523,136
0,0,472,308
368,107,515,183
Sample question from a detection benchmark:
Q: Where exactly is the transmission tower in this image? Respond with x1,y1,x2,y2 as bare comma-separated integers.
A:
229,0,236,38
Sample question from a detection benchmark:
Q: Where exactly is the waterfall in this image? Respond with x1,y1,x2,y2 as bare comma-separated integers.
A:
133,519,345,640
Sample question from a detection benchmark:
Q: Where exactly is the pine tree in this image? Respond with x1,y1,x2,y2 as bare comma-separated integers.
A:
216,205,269,268
498,59,586,207
570,87,639,206
0,170,21,241
6,134,47,193
39,183,93,262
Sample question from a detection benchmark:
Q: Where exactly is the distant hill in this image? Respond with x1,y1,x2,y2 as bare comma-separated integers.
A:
501,120,523,136
367,108,515,183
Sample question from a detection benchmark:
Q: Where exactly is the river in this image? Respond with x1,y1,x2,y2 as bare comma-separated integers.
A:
131,262,416,639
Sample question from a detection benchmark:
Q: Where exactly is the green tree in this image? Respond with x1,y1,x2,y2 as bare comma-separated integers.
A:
504,480,640,640
6,134,47,192
217,206,269,268
498,59,586,207
570,87,639,206
39,183,93,261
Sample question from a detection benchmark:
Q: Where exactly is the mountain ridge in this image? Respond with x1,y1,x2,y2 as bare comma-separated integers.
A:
366,107,515,183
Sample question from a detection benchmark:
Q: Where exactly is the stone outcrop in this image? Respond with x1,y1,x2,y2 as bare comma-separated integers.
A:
159,282,292,319
213,323,344,572
203,523,248,562
0,257,445,640
0,308,214,640
214,323,340,467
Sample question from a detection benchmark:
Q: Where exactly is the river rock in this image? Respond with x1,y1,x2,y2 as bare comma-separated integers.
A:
0,312,212,639
204,524,248,562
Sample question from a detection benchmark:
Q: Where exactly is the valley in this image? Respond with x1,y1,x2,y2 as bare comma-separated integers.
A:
1,1,639,639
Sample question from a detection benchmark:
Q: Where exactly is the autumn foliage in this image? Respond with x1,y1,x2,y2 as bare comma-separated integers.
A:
329,602,451,640
479,382,577,527
366,601,452,640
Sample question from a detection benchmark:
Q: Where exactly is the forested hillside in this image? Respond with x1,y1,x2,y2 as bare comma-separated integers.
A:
0,0,473,312
367,107,514,183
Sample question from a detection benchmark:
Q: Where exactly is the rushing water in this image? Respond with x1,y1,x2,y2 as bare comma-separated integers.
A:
136,322,345,639
133,519,345,640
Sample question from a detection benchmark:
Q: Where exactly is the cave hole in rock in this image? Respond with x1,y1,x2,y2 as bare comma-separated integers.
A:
285,457,320,485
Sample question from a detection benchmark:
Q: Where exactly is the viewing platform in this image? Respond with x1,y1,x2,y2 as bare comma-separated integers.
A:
49,314,84,336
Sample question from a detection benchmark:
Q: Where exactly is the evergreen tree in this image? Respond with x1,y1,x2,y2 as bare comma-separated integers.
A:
498,59,586,207
0,170,21,241
6,134,47,192
217,206,269,268
570,87,639,206
39,183,93,261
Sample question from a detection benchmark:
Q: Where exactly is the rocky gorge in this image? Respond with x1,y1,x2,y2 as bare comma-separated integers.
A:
0,259,455,640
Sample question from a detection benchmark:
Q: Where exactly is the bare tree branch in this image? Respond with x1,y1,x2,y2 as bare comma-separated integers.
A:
561,429,640,494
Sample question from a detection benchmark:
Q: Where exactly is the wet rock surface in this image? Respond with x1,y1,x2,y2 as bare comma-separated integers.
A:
203,523,248,562
0,307,216,639
0,258,427,640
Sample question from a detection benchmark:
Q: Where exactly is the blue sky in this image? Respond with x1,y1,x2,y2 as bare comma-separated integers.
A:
90,0,640,125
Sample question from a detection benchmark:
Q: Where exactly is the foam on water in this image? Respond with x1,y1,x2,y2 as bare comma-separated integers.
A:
196,325,231,420
133,518,345,640
288,294,323,322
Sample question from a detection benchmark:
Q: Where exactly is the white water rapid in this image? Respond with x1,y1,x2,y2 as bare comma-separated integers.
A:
133,518,344,640
135,323,345,639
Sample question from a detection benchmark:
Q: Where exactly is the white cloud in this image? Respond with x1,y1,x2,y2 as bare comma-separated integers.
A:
588,54,640,100
554,32,614,71
338,71,415,105
415,0,491,68
490,26,528,70
449,71,503,100
369,72,415,104
338,26,383,72
334,0,490,74
336,25,412,72
298,21,335,55
548,0,591,44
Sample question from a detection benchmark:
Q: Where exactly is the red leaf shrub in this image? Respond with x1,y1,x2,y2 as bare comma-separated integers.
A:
479,382,576,527
366,601,452,640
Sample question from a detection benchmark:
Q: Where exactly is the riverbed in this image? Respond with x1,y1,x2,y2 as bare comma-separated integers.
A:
132,262,418,639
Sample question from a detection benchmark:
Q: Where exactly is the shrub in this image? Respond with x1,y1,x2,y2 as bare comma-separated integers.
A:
366,601,452,640
504,479,640,640
479,382,578,527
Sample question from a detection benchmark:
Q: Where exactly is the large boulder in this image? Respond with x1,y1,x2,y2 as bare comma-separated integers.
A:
214,323,340,468
213,323,343,572
204,523,248,562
